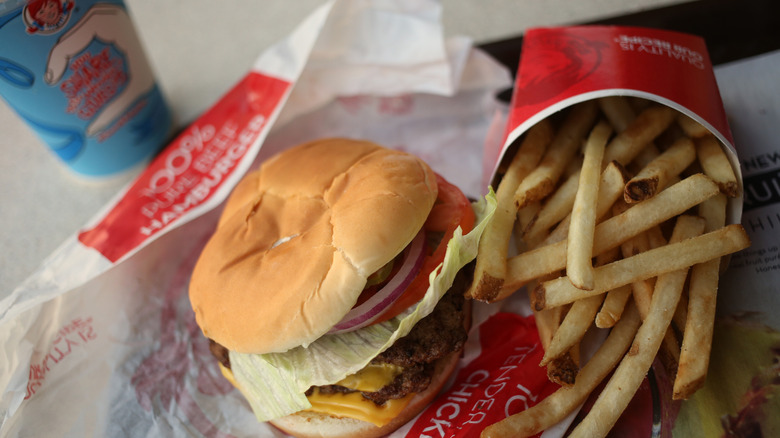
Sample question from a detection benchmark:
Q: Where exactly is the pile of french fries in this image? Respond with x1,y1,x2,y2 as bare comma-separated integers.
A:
471,97,751,438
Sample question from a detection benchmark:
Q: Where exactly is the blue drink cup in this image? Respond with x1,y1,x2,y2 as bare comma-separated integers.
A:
0,0,172,177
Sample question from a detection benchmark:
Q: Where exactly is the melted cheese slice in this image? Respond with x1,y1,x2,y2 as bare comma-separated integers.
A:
307,389,413,427
333,362,403,392
219,362,411,427
219,363,240,387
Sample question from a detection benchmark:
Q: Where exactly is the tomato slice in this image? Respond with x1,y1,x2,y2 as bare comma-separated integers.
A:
371,173,475,324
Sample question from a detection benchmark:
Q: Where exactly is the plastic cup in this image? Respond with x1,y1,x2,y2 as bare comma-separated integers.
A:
0,0,173,178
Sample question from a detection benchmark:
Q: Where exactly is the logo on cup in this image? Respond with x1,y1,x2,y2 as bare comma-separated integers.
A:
23,0,74,35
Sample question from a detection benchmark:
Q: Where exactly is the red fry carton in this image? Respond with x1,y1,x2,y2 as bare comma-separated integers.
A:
483,25,743,223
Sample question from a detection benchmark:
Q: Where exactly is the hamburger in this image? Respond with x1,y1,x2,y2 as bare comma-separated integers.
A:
188,138,495,437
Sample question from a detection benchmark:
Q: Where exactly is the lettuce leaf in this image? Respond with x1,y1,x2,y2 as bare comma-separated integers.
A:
230,190,497,422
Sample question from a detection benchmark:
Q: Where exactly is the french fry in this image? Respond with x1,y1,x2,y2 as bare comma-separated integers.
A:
567,215,705,438
623,136,696,203
598,96,636,132
612,212,661,319
658,329,681,378
542,245,621,366
513,101,598,209
513,210,538,254
513,202,544,253
536,286,573,387
468,120,552,301
545,316,580,386
526,160,627,251
673,292,688,335
696,134,739,197
547,348,579,387
502,174,720,293
645,224,668,248
595,284,632,328
610,219,682,377
523,170,580,242
630,141,662,170
517,201,541,238
541,294,603,367
629,277,655,321
599,96,662,169
500,121,554,206
580,161,627,221
677,113,711,138
534,307,560,351
481,303,642,438
537,218,570,248
602,104,676,166
529,273,567,349
674,193,728,399
532,223,749,310
567,121,612,290
586,173,713,253
513,161,624,287
619,229,655,316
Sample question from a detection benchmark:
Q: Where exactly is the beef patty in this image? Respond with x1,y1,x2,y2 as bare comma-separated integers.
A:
209,270,470,406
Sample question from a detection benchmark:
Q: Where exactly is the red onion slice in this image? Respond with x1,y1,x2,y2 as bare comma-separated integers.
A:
329,230,426,334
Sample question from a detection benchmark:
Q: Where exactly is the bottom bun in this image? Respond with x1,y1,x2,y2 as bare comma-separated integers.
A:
270,350,462,438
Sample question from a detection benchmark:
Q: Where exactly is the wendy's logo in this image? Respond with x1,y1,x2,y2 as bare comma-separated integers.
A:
23,0,73,35
515,32,607,106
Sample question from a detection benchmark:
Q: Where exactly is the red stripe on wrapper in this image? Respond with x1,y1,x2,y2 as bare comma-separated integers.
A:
78,72,291,263
406,313,559,438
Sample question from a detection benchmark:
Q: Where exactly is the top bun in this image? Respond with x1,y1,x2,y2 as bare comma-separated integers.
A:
189,138,438,354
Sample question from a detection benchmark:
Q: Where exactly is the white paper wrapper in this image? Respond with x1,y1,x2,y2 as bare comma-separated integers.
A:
0,1,511,436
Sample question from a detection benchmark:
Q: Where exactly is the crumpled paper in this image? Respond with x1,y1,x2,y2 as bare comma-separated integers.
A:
0,0,511,436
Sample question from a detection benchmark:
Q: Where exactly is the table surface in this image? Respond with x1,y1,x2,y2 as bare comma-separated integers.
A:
0,0,731,296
